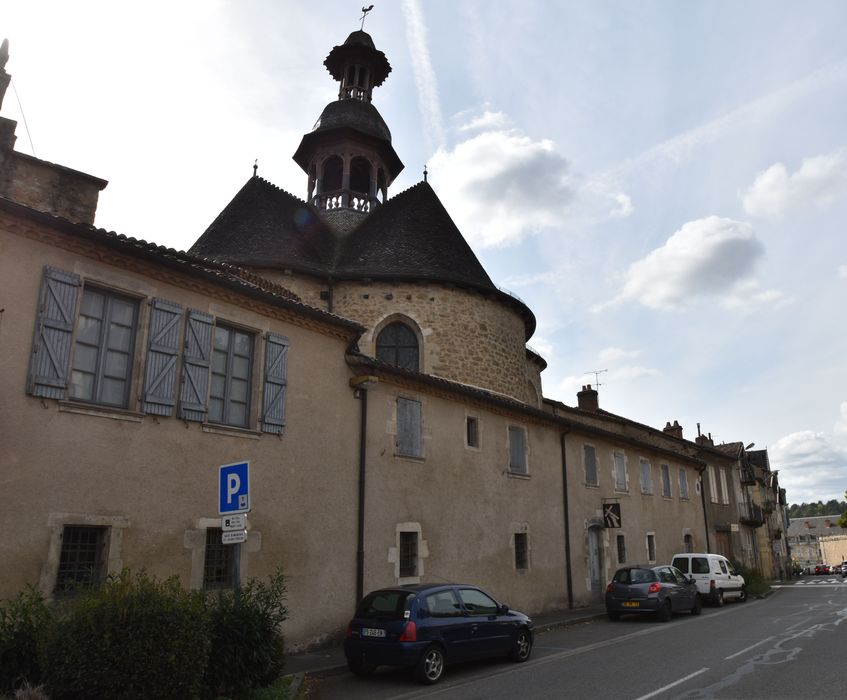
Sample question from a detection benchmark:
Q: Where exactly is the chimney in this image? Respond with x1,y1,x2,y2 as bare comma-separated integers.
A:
577,384,599,412
695,434,714,446
663,420,683,439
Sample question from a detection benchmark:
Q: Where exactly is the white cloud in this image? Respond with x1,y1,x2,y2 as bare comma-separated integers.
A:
604,216,767,311
771,429,847,503
742,149,847,218
835,402,847,436
458,110,510,132
401,0,446,151
720,279,791,313
838,265,847,279
598,347,640,363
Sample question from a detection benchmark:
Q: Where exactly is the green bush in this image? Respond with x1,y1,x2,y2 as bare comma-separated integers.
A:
0,586,53,694
40,570,210,700
731,561,770,597
203,570,288,699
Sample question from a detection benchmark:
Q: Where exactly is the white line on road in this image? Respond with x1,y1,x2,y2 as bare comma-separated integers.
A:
724,636,774,659
632,667,710,700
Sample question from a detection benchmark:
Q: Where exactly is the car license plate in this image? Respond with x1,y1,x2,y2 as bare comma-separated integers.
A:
361,628,386,638
622,601,639,608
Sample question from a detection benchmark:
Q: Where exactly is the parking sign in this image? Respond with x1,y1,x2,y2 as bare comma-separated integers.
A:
219,461,250,514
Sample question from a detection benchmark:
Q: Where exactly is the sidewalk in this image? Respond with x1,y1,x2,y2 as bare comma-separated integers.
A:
283,604,607,679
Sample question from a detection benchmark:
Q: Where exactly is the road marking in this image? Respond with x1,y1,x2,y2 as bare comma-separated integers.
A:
632,667,709,700
724,636,774,659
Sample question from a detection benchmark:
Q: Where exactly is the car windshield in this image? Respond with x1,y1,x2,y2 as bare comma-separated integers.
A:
614,568,655,584
355,590,416,620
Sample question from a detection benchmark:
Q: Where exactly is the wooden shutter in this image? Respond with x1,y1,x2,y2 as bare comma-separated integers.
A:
26,266,81,399
261,332,289,434
509,426,526,473
142,298,182,416
179,309,213,422
396,398,422,457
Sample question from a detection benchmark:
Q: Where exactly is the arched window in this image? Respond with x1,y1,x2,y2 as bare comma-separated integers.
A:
376,322,419,370
321,156,343,192
349,156,371,196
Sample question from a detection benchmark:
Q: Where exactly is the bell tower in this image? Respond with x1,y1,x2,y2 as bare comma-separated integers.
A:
292,30,403,231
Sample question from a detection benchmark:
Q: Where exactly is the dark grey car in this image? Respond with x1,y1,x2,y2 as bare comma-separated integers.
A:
606,565,702,622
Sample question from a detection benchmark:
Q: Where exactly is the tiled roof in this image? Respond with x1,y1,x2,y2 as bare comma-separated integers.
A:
787,516,847,538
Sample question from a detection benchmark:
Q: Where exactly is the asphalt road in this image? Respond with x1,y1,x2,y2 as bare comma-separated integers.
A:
307,578,847,699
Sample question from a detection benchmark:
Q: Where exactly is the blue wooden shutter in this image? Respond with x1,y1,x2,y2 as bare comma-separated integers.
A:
261,332,289,434
179,309,213,422
142,298,182,416
396,398,422,457
509,426,526,473
26,266,81,399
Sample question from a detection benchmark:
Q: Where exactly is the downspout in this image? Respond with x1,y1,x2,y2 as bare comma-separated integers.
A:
560,429,574,609
698,465,711,553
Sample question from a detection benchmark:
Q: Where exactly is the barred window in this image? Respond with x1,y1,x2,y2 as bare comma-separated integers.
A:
203,528,235,589
647,533,656,563
55,526,108,595
399,531,418,578
466,416,479,448
616,534,627,564
514,533,529,570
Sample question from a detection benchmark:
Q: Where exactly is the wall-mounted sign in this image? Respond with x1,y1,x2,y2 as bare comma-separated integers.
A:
603,502,622,528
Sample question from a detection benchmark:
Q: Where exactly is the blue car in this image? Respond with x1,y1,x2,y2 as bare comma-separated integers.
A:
344,583,534,684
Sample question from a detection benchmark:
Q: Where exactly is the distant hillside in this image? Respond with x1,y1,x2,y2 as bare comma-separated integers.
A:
788,500,847,518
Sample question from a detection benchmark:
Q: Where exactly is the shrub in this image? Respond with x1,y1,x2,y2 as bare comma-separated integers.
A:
203,569,288,699
40,570,210,700
731,561,770,597
0,587,52,694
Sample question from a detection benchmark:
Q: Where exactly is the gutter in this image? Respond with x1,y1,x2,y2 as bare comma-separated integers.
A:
698,465,711,553
350,374,378,604
560,430,574,609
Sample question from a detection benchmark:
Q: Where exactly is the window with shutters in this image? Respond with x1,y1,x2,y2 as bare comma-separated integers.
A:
584,444,598,486
396,397,422,458
68,287,139,408
719,468,730,504
376,321,419,370
639,458,653,494
55,526,108,595
508,425,528,475
209,324,253,428
678,468,690,500
203,527,235,589
613,452,627,491
708,466,719,503
661,464,672,498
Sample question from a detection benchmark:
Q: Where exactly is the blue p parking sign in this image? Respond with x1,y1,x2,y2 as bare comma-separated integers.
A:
219,461,250,514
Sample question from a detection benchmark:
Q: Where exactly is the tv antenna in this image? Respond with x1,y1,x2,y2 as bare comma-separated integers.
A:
585,369,607,390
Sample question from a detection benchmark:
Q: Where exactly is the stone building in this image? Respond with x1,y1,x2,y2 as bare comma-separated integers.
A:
0,27,771,650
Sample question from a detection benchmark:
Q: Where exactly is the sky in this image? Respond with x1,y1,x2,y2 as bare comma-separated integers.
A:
4,0,847,505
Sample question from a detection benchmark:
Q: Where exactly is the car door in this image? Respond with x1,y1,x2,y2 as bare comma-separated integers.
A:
421,589,475,661
670,566,696,608
456,587,512,657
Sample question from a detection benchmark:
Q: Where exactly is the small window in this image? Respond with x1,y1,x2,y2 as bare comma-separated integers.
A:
514,533,529,570
678,468,690,499
646,533,656,563
376,322,419,370
683,534,694,553
509,426,528,474
69,288,139,408
55,526,108,595
466,416,479,448
708,466,719,503
719,468,730,504
660,464,671,497
584,444,598,486
614,452,627,491
203,528,235,589
616,534,627,564
396,398,422,458
399,531,418,578
640,459,653,494
209,324,253,428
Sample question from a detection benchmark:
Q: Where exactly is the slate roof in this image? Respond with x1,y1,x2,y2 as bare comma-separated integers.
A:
787,516,847,538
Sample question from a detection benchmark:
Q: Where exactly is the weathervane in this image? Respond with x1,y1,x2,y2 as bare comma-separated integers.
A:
360,5,374,30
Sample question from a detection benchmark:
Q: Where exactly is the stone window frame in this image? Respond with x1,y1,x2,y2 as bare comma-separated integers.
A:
39,512,130,598
372,313,424,372
510,522,530,573
465,413,481,450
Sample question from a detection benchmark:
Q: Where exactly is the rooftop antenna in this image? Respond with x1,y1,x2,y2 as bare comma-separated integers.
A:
586,368,607,391
360,5,374,30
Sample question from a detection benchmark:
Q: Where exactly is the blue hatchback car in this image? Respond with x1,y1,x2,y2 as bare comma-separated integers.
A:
344,583,534,684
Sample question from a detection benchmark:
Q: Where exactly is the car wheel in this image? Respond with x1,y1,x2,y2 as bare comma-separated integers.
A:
714,590,724,607
415,645,445,685
691,594,702,616
607,612,621,622
510,628,532,662
737,586,747,603
347,657,376,677
657,600,672,622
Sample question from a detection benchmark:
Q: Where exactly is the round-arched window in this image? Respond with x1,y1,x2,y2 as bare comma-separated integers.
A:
376,322,419,370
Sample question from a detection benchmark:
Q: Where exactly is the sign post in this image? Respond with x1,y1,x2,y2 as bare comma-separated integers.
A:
218,462,250,589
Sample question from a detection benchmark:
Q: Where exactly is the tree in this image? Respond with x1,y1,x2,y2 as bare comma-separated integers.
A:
839,490,847,529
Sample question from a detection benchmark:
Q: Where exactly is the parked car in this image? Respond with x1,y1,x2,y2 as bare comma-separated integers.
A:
814,564,829,575
344,583,533,684
671,553,746,606
605,565,701,622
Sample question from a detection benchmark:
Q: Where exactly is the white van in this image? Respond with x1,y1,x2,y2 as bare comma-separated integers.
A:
671,553,746,606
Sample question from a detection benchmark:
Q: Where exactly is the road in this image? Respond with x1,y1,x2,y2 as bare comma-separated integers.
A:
307,578,847,699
